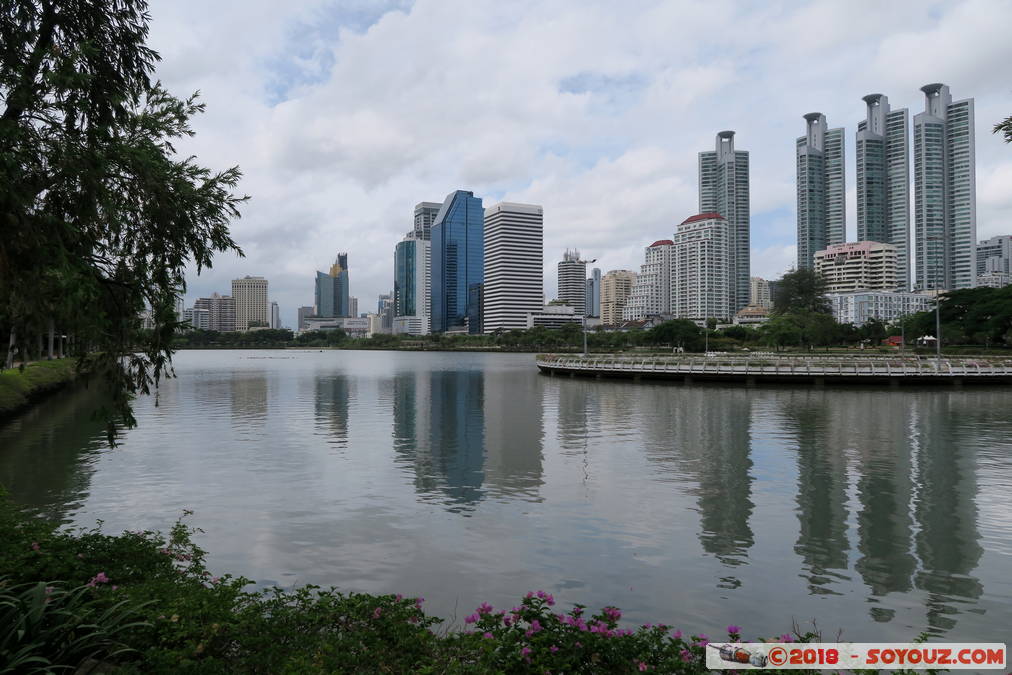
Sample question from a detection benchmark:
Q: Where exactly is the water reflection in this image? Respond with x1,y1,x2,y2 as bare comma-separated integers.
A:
784,393,851,595
483,369,544,500
912,394,983,633
315,374,352,448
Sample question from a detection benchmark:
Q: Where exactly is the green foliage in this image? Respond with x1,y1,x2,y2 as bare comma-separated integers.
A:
0,493,944,673
996,114,1012,143
1,578,146,673
0,0,247,439
904,286,1012,346
647,320,703,350
772,269,830,315
0,359,77,416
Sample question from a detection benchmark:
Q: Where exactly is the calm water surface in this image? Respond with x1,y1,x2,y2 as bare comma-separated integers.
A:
2,350,1011,644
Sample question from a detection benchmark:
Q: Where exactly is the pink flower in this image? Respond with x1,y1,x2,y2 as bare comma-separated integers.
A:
780,633,794,643
602,606,621,622
525,591,534,599
111,585,118,591
574,641,582,648
483,632,494,639
395,594,403,602
415,597,425,609
31,542,40,552
477,602,494,615
727,624,742,635
464,613,478,624
86,572,110,587
638,662,648,671
545,593,555,606
671,629,683,639
372,607,382,619
503,616,513,627
680,649,693,663
549,645,559,653
520,646,531,657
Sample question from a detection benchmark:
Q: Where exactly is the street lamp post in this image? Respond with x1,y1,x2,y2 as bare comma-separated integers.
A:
582,313,588,355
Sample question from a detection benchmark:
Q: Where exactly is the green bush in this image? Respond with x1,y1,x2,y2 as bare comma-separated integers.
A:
0,493,942,673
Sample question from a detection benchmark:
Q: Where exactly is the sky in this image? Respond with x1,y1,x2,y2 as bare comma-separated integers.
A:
147,0,1012,328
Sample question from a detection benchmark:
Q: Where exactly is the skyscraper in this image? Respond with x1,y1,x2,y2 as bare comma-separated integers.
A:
623,239,673,321
699,131,750,312
394,236,431,335
412,202,442,240
856,94,910,288
315,253,350,317
556,249,587,316
430,190,484,333
601,270,636,325
231,276,268,330
913,83,977,290
796,113,845,269
672,214,731,321
482,202,544,333
270,301,280,329
977,235,1012,277
584,267,602,318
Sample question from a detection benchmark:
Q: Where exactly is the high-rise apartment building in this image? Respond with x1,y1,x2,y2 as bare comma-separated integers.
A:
585,268,601,318
796,113,846,269
601,270,636,326
430,190,484,333
913,83,976,290
394,236,431,335
857,94,910,288
699,131,749,312
411,202,442,241
482,202,544,333
231,276,268,330
183,307,210,331
749,277,772,309
270,301,280,329
349,297,358,318
315,254,350,317
557,249,588,316
814,241,899,293
194,292,236,332
623,239,673,321
672,214,731,321
297,306,313,331
977,235,1012,277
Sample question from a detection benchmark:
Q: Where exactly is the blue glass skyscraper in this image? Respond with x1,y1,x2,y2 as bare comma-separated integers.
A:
314,253,350,317
430,190,483,333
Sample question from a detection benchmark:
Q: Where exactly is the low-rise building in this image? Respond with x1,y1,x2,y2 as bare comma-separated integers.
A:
977,272,1010,288
826,290,932,326
525,304,584,330
733,305,770,325
814,241,898,292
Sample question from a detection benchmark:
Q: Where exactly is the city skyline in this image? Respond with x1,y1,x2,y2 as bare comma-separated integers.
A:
151,0,1012,328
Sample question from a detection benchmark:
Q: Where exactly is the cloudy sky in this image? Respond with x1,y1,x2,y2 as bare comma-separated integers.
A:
149,0,1012,327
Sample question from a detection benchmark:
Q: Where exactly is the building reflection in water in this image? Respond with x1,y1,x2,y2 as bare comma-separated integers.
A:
782,391,851,595
637,386,755,570
391,366,546,511
230,372,269,426
315,374,352,448
911,393,983,633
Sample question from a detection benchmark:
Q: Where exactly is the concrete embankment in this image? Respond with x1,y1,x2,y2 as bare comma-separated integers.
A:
0,359,79,419
536,353,1012,386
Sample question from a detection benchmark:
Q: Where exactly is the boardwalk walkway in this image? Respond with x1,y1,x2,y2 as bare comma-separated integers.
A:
535,353,1012,385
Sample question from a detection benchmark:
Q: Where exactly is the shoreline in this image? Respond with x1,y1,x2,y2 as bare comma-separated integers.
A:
0,359,79,420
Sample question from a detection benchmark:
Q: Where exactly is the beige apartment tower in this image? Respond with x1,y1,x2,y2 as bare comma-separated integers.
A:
231,276,269,331
601,270,637,325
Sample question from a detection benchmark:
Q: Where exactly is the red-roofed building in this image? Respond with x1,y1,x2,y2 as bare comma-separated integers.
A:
679,212,725,225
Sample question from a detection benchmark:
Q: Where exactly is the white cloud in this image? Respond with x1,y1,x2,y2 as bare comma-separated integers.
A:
145,0,1012,326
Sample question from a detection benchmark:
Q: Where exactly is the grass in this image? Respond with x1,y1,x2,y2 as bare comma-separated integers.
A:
0,359,78,417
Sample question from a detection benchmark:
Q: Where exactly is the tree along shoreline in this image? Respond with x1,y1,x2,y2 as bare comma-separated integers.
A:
1,493,939,674
0,359,79,420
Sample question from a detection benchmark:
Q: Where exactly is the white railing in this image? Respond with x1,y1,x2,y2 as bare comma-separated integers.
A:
535,354,1012,378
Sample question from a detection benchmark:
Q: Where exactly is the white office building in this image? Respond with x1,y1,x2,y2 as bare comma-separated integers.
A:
672,214,731,321
814,241,899,293
557,249,588,316
699,131,750,312
827,291,932,327
483,202,544,333
623,239,673,321
393,236,431,335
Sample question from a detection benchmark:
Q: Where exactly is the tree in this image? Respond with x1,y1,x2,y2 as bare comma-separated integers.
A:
1,1,246,436
996,114,1012,144
647,320,702,351
772,268,830,315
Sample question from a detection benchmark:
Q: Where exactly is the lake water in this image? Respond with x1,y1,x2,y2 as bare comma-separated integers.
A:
2,350,1011,644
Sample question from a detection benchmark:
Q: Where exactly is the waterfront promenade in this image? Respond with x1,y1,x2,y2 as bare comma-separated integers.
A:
536,353,1012,385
